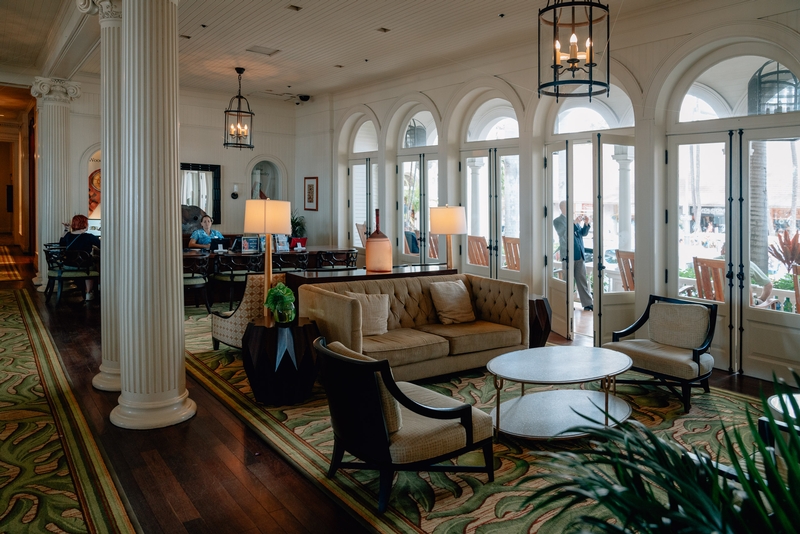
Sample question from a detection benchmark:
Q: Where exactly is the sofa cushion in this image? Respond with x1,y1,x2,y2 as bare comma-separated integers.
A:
603,339,714,380
389,381,493,464
648,302,710,349
361,328,450,367
345,291,389,336
416,320,522,355
326,341,402,433
429,280,475,324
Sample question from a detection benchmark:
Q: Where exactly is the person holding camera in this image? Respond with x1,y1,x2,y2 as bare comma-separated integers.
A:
553,201,594,311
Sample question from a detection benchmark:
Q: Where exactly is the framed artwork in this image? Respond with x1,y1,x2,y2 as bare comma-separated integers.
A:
304,177,318,211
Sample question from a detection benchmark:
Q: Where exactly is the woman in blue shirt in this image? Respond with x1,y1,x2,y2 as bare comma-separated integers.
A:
188,215,224,249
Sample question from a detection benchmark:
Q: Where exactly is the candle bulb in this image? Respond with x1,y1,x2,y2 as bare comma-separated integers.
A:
555,40,563,65
569,33,578,60
585,38,593,63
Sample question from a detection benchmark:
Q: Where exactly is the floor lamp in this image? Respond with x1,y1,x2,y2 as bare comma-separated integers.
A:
429,206,467,270
243,199,292,320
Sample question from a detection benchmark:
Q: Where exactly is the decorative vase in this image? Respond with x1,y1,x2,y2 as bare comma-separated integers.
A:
273,301,296,323
365,209,392,272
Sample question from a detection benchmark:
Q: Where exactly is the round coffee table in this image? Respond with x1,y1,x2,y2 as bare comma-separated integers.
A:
487,346,633,440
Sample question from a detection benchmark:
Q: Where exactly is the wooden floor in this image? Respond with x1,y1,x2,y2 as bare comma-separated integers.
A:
2,239,779,533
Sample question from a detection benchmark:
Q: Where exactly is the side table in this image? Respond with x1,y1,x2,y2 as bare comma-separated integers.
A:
241,317,320,405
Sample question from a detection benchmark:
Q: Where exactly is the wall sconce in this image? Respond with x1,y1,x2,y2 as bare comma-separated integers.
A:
231,183,239,199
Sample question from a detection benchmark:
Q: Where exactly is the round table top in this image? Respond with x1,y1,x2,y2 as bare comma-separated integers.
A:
487,346,632,385
768,394,800,421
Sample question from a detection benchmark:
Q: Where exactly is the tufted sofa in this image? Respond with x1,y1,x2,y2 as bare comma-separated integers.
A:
299,273,528,381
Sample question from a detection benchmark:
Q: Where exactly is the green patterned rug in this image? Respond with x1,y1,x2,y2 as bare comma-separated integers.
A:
1,290,134,533
183,314,761,533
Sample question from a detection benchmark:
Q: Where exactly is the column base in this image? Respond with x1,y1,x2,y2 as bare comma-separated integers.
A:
110,390,196,430
92,362,121,391
32,275,44,287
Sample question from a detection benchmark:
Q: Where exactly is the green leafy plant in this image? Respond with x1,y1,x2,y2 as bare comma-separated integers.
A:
523,372,800,534
265,282,296,322
291,210,307,238
774,273,795,291
769,230,800,273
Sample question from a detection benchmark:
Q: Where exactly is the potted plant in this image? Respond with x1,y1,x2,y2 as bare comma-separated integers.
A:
290,210,307,249
264,282,296,323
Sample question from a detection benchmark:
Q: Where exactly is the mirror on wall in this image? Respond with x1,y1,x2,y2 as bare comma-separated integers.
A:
251,160,280,199
180,163,221,224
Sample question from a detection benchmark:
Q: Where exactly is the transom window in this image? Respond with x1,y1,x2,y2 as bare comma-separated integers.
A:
403,111,438,148
466,98,518,142
353,121,378,153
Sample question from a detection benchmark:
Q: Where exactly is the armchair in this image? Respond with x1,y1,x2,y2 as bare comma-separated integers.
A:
211,273,265,350
602,294,717,412
44,246,100,306
314,337,494,513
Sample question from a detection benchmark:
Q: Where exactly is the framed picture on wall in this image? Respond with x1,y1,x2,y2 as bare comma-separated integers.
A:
304,177,318,211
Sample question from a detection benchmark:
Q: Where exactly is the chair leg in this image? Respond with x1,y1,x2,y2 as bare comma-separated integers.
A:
212,338,220,350
482,441,494,482
44,279,55,302
701,378,710,393
681,384,692,413
229,285,234,311
202,287,211,314
377,468,394,513
55,280,64,306
327,440,344,478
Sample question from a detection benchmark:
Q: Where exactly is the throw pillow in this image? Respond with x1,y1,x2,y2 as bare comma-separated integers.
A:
429,280,476,324
326,341,402,433
345,291,389,336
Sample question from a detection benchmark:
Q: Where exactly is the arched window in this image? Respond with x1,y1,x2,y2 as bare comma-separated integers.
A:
556,107,610,134
552,86,633,134
353,121,378,152
466,98,518,141
403,111,438,148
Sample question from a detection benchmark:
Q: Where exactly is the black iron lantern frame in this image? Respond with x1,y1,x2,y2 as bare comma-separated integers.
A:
538,0,610,101
224,67,255,150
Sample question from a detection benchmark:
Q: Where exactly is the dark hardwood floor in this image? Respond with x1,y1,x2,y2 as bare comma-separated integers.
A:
1,239,780,533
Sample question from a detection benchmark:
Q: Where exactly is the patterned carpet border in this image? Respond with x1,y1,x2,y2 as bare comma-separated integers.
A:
12,289,135,533
0,246,22,281
183,315,763,533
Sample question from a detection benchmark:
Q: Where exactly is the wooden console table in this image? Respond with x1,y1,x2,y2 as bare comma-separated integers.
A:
285,264,457,294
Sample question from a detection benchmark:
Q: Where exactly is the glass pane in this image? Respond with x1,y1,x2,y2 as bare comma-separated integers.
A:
677,143,727,301
551,149,567,280
500,154,520,271
466,155,489,266
426,159,439,261
749,138,800,312
352,163,367,246
601,144,635,294
353,121,378,152
401,160,421,258
403,111,438,148
466,98,519,141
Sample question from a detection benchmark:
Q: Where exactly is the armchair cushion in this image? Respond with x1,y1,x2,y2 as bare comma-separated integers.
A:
361,328,449,366
607,339,714,380
649,302,710,349
390,382,492,464
416,320,521,356
327,342,402,433
430,280,475,324
345,291,389,336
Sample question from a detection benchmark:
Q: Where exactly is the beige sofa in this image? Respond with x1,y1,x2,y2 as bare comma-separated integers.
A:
299,273,529,381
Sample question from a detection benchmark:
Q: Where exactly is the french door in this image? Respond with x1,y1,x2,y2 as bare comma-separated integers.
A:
350,158,378,249
461,148,521,280
398,154,439,264
547,141,574,339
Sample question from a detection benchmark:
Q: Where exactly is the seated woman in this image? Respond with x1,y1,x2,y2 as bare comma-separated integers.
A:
59,214,101,300
188,215,224,250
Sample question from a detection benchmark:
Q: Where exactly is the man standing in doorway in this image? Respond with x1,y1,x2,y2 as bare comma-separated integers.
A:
554,201,594,311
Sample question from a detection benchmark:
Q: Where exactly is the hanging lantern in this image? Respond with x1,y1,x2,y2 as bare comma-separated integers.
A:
223,67,254,150
538,0,610,101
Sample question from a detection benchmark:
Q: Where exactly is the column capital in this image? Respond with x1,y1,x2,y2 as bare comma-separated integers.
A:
77,0,121,20
76,0,99,15
31,78,82,104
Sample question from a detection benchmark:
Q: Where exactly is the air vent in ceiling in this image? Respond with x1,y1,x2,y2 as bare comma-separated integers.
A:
287,5,302,11
246,46,281,57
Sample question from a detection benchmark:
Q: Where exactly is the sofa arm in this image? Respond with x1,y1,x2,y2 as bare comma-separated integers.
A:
299,285,363,352
464,274,529,347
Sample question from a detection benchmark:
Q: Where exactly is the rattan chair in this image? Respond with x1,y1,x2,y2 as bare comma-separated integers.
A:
183,253,212,313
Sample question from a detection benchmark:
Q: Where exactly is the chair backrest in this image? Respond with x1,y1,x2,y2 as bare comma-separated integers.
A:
314,338,392,463
502,236,520,271
217,253,264,276
428,235,439,259
693,257,727,301
273,251,308,271
404,231,420,254
615,250,635,291
467,235,490,266
355,223,368,247
315,249,358,268
794,265,800,314
46,247,95,274
183,254,210,279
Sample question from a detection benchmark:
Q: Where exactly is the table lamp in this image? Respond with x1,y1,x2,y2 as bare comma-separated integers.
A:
429,205,467,270
244,199,292,319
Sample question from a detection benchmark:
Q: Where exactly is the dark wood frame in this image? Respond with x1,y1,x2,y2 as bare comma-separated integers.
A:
180,162,222,224
304,176,318,211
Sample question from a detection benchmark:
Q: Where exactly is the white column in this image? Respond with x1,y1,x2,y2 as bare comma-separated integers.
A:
78,0,123,391
111,0,195,429
31,78,81,287
613,146,634,252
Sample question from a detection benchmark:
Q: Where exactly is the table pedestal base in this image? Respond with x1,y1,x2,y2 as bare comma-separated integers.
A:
490,389,631,440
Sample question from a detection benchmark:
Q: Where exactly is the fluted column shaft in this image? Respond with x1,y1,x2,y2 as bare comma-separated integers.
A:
111,0,195,429
31,78,81,286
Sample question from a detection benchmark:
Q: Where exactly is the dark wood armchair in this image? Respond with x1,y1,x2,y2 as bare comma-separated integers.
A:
44,246,100,306
314,337,494,513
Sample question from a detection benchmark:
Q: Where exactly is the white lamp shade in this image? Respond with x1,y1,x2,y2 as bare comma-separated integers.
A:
243,199,292,234
88,203,101,220
429,206,466,235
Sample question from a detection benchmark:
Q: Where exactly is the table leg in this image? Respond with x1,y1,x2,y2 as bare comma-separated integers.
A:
493,375,504,440
604,376,610,426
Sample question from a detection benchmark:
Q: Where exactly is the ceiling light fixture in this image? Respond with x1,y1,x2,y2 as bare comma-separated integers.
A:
223,67,254,150
538,0,610,101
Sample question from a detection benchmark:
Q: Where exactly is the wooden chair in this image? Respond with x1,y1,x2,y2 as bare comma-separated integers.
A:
213,253,265,310
693,257,727,302
183,253,212,313
428,235,439,260
502,236,520,271
315,249,358,268
272,251,309,271
44,247,100,306
355,223,368,247
615,250,635,291
603,294,717,412
467,235,490,266
314,337,494,513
